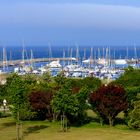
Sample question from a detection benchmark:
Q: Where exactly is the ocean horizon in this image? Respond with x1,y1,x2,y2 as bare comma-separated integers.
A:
0,46,139,61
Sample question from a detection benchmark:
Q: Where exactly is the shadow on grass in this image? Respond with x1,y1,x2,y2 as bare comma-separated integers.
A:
2,122,16,127
24,125,49,135
0,121,16,131
70,116,100,127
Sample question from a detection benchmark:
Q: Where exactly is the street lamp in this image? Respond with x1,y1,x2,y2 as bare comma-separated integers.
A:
3,99,7,113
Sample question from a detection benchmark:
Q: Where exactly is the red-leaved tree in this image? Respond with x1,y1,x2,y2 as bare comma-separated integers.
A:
89,84,128,126
29,91,53,120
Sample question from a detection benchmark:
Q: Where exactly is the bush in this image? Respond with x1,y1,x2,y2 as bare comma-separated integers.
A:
0,111,12,118
128,94,140,130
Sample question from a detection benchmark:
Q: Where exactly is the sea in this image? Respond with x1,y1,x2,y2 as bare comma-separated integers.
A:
0,46,139,60
0,46,139,73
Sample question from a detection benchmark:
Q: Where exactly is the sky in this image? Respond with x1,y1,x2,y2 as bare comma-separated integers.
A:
0,0,140,46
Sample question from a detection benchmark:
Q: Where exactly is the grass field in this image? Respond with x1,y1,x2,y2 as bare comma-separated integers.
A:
0,111,140,140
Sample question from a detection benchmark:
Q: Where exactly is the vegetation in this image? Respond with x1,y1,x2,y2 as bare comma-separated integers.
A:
29,90,53,120
113,67,140,127
1,67,140,139
89,84,128,126
0,115,140,140
6,74,32,120
113,66,140,88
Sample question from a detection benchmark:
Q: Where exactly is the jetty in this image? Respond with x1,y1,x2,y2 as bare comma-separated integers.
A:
0,57,77,67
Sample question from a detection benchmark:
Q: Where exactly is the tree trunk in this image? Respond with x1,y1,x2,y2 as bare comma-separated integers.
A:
100,118,104,126
108,116,113,127
17,111,20,140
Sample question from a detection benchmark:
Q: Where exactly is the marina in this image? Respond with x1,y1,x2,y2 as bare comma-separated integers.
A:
0,46,140,80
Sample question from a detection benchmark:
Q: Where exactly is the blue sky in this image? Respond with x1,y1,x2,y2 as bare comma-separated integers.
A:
0,0,140,46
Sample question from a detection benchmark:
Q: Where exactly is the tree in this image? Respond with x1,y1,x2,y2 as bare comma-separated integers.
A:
82,77,101,91
54,72,66,87
6,74,31,119
128,94,140,130
113,67,140,88
6,73,31,140
89,84,128,126
68,87,90,125
52,85,79,131
128,101,140,130
29,90,53,120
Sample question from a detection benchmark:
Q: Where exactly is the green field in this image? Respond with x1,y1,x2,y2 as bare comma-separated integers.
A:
0,112,140,140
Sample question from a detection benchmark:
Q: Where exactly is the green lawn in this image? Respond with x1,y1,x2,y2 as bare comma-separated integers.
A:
0,115,140,140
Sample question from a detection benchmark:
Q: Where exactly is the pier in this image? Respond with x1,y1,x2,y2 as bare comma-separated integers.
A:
0,57,139,68
0,57,77,67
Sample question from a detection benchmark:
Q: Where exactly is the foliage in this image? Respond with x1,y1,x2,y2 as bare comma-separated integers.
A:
41,72,52,83
6,73,32,120
52,84,79,117
113,67,140,88
128,94,140,130
22,74,37,88
82,77,102,91
0,84,8,105
89,84,128,126
29,90,53,120
54,72,67,87
68,87,90,125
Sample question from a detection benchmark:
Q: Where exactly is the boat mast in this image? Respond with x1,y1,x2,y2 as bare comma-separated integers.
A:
126,46,129,61
134,44,138,65
3,47,7,71
67,47,70,65
90,47,93,68
76,44,79,65
22,40,25,66
98,48,101,60
70,48,73,65
83,48,86,60
102,47,105,59
48,43,52,62
63,48,65,67
94,48,96,67
30,49,34,68
108,47,111,67
9,50,13,66
82,48,86,67
105,47,108,67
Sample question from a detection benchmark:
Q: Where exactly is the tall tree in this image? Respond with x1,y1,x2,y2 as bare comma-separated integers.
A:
6,74,31,140
7,74,33,120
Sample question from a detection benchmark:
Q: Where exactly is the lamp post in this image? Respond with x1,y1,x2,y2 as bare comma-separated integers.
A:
3,99,7,113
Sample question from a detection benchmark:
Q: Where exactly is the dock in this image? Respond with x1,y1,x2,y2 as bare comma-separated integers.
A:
0,57,77,67
0,57,139,67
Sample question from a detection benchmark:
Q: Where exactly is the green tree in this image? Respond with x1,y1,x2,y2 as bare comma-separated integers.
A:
128,94,140,130
113,67,140,88
52,84,79,131
68,87,90,125
54,72,67,87
7,74,32,120
82,77,102,91
6,74,33,140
